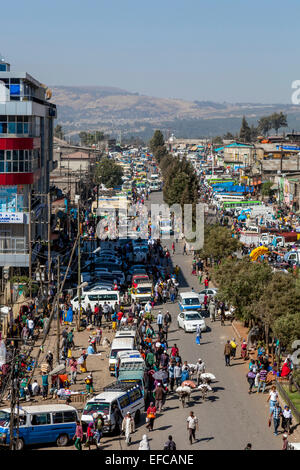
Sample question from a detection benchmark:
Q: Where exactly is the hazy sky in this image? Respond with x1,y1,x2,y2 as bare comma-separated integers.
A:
1,0,299,103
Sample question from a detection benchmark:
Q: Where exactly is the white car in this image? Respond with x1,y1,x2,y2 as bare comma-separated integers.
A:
198,288,218,303
177,310,207,332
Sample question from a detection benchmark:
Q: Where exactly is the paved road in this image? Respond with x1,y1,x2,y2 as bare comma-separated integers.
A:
99,190,280,451
39,189,280,451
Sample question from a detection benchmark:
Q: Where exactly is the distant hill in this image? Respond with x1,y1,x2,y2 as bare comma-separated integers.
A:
51,86,300,139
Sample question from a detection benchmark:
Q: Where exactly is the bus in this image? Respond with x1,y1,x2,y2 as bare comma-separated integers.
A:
222,200,262,210
214,194,245,202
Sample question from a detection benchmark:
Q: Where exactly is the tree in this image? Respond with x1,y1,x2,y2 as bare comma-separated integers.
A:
212,136,223,145
257,116,273,136
261,181,274,197
79,131,106,146
149,130,165,154
251,273,300,352
223,132,235,140
54,124,64,140
94,158,123,188
200,225,241,262
239,116,251,142
270,112,288,135
214,258,273,324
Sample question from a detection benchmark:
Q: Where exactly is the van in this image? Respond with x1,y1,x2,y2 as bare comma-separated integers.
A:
71,290,120,311
0,404,78,450
81,382,144,433
109,337,136,375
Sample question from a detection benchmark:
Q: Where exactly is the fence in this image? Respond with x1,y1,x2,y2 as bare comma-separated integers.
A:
276,378,300,424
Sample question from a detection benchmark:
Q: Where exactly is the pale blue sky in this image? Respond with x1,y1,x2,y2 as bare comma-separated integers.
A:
1,0,299,103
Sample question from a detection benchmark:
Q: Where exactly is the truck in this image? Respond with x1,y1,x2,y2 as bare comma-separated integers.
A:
284,250,300,266
131,281,153,304
239,231,298,248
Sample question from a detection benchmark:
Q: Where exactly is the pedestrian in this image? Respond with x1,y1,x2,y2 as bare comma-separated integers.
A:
209,301,216,322
85,373,94,396
282,406,292,435
154,383,165,412
267,386,279,413
196,324,202,345
69,357,78,385
247,369,256,394
230,339,237,359
86,422,96,450
122,411,135,445
163,435,176,450
73,420,83,450
46,351,53,370
174,363,182,386
196,359,206,385
146,402,157,431
224,340,231,366
270,402,282,436
138,434,150,450
94,413,105,449
257,368,268,394
157,311,163,332
187,411,198,445
41,372,48,400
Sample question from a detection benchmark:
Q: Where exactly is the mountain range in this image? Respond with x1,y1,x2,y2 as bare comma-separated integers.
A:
51,86,300,140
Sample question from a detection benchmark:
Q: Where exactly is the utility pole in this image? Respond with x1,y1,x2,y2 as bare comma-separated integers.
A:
47,192,51,287
56,255,60,365
77,199,81,332
28,190,32,300
9,348,17,450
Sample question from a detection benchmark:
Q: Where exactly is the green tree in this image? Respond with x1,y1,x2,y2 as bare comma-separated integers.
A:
95,158,123,188
214,258,273,323
149,130,165,153
251,273,300,352
261,181,274,197
239,116,251,142
270,112,288,135
200,225,241,262
257,116,273,136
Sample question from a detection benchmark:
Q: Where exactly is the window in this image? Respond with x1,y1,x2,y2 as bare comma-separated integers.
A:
0,149,33,173
128,388,142,403
63,411,77,423
31,413,51,426
53,412,64,424
0,116,31,135
118,394,130,409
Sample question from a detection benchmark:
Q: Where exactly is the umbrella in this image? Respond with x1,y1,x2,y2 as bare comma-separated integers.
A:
182,380,196,389
153,370,168,381
200,373,216,381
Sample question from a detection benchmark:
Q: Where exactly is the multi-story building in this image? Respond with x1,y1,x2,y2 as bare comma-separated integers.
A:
0,56,56,277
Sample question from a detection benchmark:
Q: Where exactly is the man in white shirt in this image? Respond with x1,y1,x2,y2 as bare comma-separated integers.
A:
27,318,34,338
196,359,206,385
157,311,163,332
187,411,198,444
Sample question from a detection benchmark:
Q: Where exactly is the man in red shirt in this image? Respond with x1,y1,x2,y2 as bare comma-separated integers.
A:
117,310,123,326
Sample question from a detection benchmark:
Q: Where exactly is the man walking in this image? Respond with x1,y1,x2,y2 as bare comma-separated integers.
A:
270,402,282,436
187,411,198,445
224,340,231,366
157,311,163,332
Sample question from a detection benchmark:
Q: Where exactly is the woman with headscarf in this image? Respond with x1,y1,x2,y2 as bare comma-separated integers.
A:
138,434,150,450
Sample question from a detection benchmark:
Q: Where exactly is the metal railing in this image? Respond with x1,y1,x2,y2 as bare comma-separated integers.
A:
276,378,300,423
